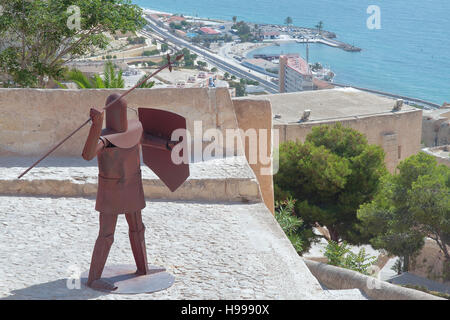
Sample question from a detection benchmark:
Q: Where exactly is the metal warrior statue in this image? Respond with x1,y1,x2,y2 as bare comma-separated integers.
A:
82,94,189,291
17,54,188,293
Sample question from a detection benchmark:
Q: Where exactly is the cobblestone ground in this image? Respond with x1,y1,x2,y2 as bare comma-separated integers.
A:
0,196,326,300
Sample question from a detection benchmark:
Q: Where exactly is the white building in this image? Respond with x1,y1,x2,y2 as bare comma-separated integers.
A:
279,54,313,93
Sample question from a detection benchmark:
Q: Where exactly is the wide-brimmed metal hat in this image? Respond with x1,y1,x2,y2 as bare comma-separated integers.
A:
101,94,143,148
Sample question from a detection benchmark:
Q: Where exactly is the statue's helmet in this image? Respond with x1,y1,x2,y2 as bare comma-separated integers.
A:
105,93,128,133
101,94,143,148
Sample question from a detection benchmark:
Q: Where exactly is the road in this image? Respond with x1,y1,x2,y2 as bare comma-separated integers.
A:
143,17,279,94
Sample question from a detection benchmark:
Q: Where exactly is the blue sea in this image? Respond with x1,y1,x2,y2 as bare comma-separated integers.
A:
134,0,450,105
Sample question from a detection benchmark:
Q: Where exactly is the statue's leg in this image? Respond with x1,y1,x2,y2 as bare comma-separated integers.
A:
125,211,149,275
87,213,118,291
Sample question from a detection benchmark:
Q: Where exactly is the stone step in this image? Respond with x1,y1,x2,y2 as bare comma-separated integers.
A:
0,156,261,203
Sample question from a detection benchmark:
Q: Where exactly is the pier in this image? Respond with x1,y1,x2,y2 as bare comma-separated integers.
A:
296,37,361,52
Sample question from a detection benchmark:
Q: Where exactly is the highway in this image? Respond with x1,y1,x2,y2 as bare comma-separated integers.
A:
143,17,279,94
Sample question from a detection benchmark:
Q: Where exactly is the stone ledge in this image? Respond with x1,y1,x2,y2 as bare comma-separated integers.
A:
0,156,261,203
304,259,444,300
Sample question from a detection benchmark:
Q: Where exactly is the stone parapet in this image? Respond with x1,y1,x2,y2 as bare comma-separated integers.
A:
0,156,261,203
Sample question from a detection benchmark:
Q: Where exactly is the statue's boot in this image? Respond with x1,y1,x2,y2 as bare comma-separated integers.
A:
87,214,118,291
126,211,150,275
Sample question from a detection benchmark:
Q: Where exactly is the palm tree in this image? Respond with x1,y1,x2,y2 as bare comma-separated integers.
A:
102,61,124,88
136,74,155,88
232,16,237,24
59,69,94,89
58,61,124,89
315,21,324,36
284,17,293,26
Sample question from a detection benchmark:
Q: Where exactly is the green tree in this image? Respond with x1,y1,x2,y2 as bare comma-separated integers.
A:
160,43,169,52
284,16,293,26
169,22,182,30
233,21,252,42
0,0,145,87
196,61,207,70
177,48,197,68
228,80,246,97
358,152,450,274
274,123,387,244
232,16,237,24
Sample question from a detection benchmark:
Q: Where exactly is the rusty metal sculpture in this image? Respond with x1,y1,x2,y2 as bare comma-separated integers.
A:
82,94,188,292
18,54,190,293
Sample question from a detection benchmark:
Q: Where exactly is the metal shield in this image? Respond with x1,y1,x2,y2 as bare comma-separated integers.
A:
138,108,189,192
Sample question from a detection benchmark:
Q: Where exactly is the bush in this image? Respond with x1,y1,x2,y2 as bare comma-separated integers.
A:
127,36,146,45
161,43,169,52
323,240,377,275
275,199,317,255
143,49,160,56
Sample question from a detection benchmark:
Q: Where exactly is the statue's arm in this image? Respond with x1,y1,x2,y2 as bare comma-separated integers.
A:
82,108,106,161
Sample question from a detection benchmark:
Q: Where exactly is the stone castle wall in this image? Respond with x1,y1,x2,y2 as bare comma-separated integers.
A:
274,110,423,173
0,87,241,157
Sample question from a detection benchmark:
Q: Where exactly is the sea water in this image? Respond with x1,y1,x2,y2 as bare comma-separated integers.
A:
134,0,450,104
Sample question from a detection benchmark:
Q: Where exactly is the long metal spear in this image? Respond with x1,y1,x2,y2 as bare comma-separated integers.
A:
17,54,184,179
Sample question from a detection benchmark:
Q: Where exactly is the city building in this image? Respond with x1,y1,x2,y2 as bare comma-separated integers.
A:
261,31,280,40
241,58,278,75
198,27,221,36
278,54,313,93
422,106,450,147
239,87,423,173
167,15,186,24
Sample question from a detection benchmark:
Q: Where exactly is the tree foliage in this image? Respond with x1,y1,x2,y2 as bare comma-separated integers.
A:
284,16,293,26
275,198,318,255
358,152,450,275
274,123,387,244
58,61,124,88
0,0,145,87
231,21,252,42
176,48,197,68
324,240,377,275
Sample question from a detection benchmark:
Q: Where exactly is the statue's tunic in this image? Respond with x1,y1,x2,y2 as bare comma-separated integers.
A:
95,143,146,214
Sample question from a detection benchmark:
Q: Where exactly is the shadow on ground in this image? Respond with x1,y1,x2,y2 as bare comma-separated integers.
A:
1,279,107,300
